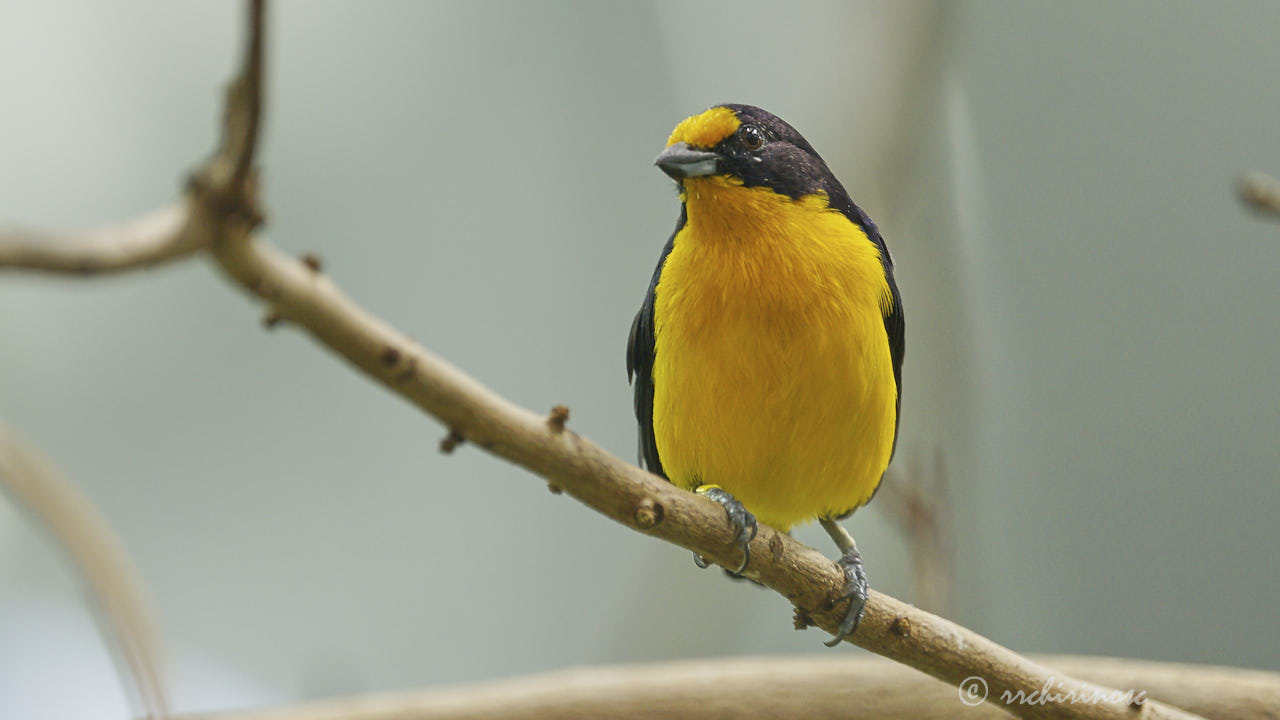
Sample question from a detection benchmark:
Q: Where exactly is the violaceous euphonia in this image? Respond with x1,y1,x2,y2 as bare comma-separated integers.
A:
627,104,904,644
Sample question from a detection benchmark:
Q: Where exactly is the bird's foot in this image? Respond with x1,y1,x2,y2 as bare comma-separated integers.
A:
824,545,869,646
691,484,757,575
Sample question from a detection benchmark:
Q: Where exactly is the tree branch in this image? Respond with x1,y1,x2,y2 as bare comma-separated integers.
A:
227,0,265,190
0,1,1248,718
0,200,204,275
181,655,1280,720
0,0,265,275
0,424,170,719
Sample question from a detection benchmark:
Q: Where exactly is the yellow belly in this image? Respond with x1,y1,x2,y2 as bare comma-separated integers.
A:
651,179,897,532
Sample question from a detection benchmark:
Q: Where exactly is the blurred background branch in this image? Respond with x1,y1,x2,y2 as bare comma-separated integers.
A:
876,451,953,615
0,424,169,719
184,655,1280,720
1237,171,1280,222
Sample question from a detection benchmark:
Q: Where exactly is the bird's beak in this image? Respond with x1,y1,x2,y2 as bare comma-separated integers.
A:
655,142,720,180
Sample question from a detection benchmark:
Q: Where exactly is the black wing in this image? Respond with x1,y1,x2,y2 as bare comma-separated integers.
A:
626,207,686,478
882,264,905,458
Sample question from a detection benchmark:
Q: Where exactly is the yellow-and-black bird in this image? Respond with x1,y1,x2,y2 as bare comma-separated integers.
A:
627,104,904,644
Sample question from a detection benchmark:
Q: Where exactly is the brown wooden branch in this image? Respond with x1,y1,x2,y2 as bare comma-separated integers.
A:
228,0,265,189
0,424,170,719
0,0,265,276
0,1,1251,718
0,200,206,275
181,655,1280,720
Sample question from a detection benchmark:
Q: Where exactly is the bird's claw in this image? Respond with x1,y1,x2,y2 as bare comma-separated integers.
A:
692,485,757,575
824,545,869,646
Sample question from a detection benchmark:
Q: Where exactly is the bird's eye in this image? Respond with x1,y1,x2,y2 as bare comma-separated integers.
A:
738,125,765,151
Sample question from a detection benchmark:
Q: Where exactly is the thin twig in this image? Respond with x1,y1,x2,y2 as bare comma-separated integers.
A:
229,0,265,190
0,201,203,275
0,425,170,719
0,1,266,277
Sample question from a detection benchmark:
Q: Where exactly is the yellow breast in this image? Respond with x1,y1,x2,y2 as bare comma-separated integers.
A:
651,177,897,531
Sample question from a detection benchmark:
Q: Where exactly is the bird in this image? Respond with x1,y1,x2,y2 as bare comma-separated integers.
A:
626,104,904,645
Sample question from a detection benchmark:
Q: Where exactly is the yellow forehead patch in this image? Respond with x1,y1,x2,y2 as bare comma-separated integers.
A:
666,106,741,149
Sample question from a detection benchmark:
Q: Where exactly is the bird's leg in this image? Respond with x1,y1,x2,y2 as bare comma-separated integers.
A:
692,484,757,575
819,517,869,646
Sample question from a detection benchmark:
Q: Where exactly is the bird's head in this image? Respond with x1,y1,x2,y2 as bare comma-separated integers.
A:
655,104,841,203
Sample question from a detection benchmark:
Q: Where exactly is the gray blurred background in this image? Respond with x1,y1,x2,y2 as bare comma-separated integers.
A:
1,1,1277,716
